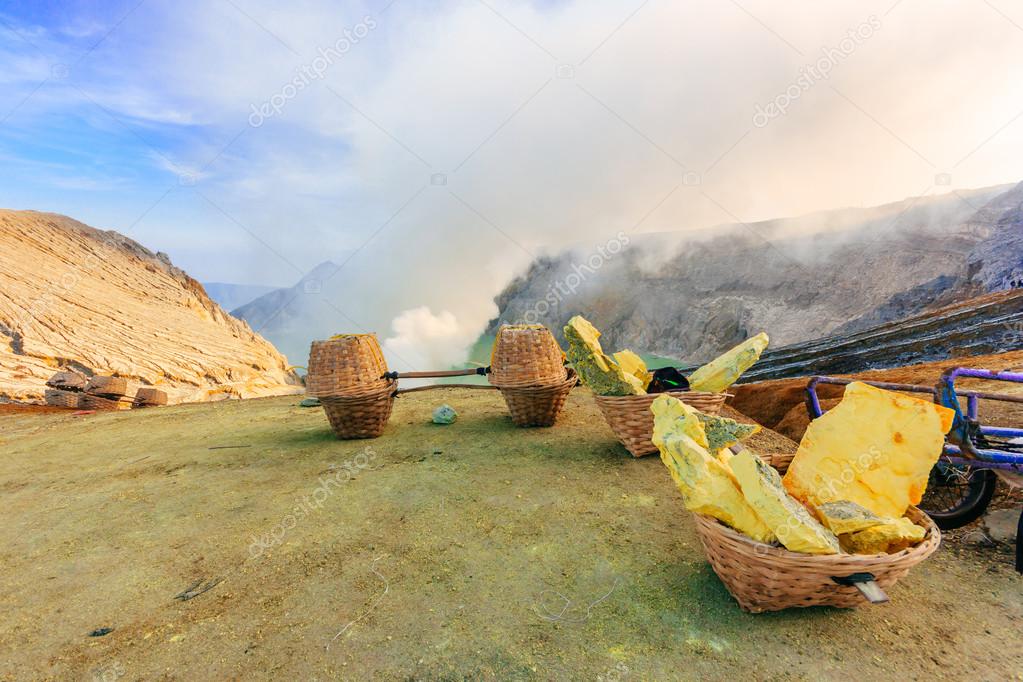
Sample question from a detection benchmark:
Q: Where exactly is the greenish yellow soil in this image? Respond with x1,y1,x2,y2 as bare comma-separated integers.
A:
0,389,1020,680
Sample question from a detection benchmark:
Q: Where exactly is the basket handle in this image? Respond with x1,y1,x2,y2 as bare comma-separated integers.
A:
831,572,888,604
394,383,499,395
384,367,490,380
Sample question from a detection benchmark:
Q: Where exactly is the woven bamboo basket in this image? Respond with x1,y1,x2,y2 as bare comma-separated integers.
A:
306,334,390,397
44,388,81,408
593,390,729,457
498,369,577,427
320,380,396,439
765,451,795,473
694,507,940,613
133,387,168,407
489,325,566,388
80,393,133,411
84,375,128,398
46,371,86,392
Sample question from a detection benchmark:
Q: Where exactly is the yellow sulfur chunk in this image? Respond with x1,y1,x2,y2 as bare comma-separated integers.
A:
612,349,651,390
730,450,840,554
840,516,926,554
652,396,775,543
651,393,709,448
697,413,761,453
564,316,645,396
783,382,955,518
815,501,887,535
688,333,770,393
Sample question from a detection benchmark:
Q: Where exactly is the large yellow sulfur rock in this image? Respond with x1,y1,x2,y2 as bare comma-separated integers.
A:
697,412,761,453
730,450,840,554
814,501,887,536
840,516,926,554
652,393,709,447
688,333,770,393
564,316,645,396
783,382,955,518
612,349,652,390
652,395,775,543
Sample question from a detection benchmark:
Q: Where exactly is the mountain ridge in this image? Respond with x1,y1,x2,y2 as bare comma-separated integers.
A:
485,182,1023,363
0,209,302,403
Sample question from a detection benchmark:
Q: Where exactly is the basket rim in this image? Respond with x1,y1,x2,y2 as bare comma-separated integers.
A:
492,367,575,392
694,506,940,564
318,379,397,403
592,389,731,403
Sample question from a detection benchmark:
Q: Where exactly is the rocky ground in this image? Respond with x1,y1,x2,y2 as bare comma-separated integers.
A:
1,389,1019,680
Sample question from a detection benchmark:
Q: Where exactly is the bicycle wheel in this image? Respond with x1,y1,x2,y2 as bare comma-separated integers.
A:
919,463,997,530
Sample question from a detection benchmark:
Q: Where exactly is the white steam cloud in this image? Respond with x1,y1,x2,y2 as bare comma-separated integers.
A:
382,306,478,372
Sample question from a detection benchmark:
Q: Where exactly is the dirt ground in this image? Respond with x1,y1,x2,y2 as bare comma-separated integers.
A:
1,389,1021,681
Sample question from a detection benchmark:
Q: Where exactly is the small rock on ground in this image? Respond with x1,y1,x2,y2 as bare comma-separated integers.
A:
983,508,1020,544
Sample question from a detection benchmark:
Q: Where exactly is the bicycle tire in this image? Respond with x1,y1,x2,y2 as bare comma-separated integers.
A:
920,465,997,530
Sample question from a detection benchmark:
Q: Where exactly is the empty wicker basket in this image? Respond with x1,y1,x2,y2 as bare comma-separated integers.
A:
489,325,566,388
489,325,573,427
307,334,390,395
79,393,133,411
307,334,395,439
85,375,128,398
498,369,577,427
133,387,168,408
320,380,397,439
44,388,81,408
594,390,728,457
694,507,940,613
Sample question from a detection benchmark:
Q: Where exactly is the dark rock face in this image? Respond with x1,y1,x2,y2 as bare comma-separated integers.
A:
486,183,1023,365
738,289,1023,382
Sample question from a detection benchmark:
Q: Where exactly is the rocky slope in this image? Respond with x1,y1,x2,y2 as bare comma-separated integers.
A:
487,183,1021,363
733,288,1023,382
0,210,302,403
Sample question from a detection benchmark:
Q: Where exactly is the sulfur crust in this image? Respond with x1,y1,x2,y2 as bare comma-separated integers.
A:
652,395,775,543
688,333,769,393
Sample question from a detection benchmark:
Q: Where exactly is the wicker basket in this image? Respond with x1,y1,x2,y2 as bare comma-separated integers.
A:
489,325,566,388
306,334,390,397
80,393,133,411
694,507,940,613
320,380,396,439
46,371,86,392
84,375,128,398
133,387,168,407
764,451,794,473
593,390,729,457
497,369,577,427
44,388,81,408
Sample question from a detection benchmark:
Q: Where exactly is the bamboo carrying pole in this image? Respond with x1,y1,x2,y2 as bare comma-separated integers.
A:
386,368,497,395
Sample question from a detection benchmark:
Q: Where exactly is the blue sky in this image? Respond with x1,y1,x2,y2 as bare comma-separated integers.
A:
3,0,1023,359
